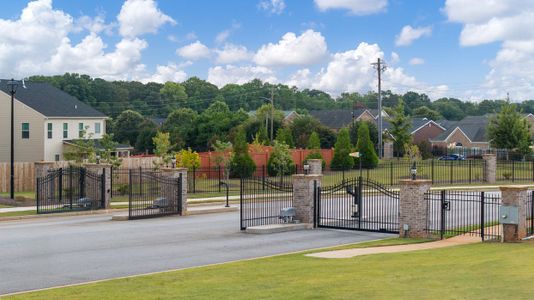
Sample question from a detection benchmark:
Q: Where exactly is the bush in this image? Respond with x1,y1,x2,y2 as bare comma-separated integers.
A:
230,128,256,178
355,123,379,169
304,151,326,168
331,128,354,170
305,131,326,168
176,148,200,170
267,141,295,176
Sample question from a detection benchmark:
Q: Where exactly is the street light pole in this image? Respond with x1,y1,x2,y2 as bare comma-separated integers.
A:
7,79,18,200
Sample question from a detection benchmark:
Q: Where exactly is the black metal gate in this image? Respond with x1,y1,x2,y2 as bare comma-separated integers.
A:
128,169,182,220
315,177,399,233
36,166,105,214
425,190,501,240
240,177,293,230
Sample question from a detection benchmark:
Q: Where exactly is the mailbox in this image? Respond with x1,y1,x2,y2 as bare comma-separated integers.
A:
499,205,519,225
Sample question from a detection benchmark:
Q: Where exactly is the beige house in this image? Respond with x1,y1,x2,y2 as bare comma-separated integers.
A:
0,81,109,162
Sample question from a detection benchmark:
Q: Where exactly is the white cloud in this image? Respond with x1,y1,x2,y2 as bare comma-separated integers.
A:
215,30,231,44
409,57,425,65
138,63,188,83
395,25,432,46
286,69,313,88
390,52,400,64
117,0,175,37
254,30,328,66
314,0,387,15
215,44,253,64
74,14,114,35
444,0,534,100
176,41,211,60
258,0,286,15
208,65,277,87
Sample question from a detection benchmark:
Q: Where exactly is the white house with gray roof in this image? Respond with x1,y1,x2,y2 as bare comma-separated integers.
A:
0,80,112,162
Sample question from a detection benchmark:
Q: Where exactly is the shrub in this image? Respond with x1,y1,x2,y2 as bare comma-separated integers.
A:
176,148,201,170
267,141,295,176
331,128,354,170
230,128,256,178
355,123,379,169
305,131,326,168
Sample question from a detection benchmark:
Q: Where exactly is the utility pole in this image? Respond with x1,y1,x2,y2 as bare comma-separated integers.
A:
270,87,274,144
372,58,387,159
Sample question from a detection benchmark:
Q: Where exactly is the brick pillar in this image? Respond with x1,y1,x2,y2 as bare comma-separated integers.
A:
500,185,528,242
399,179,432,238
383,141,394,160
292,174,322,224
307,159,322,175
483,154,496,183
35,161,56,202
161,168,188,216
84,163,112,208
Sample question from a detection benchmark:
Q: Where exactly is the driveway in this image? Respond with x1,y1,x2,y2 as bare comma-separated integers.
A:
0,211,392,295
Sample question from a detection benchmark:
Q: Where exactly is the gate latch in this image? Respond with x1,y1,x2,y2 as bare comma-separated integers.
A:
442,201,451,211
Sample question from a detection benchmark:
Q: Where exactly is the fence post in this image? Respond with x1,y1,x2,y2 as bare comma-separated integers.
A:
500,185,528,242
262,165,266,190
293,160,322,224
449,161,453,184
218,165,222,192
440,190,446,240
480,191,485,241
69,166,73,209
161,167,188,216
34,161,55,203
84,163,112,209
469,159,472,184
398,179,432,238
431,159,435,184
512,160,515,182
192,166,196,194
482,154,496,183
390,161,393,186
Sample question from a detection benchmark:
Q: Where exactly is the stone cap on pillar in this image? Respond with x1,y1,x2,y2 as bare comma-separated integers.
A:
482,153,496,158
399,179,432,185
499,185,529,191
292,174,323,179
84,163,112,168
34,161,56,165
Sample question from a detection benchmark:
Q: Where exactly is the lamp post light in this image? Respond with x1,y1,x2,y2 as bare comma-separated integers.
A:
411,161,417,180
303,163,310,175
6,79,20,200
96,154,101,164
171,157,177,169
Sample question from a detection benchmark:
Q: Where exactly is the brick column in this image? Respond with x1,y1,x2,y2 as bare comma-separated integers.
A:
292,174,322,224
483,154,496,184
84,163,112,208
399,179,432,238
35,161,56,203
500,185,528,242
161,168,188,216
307,159,322,175
383,141,394,160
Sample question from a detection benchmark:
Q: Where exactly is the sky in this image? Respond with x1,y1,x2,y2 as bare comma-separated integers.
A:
0,0,532,101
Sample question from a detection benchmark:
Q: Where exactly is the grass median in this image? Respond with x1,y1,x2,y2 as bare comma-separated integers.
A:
6,238,534,299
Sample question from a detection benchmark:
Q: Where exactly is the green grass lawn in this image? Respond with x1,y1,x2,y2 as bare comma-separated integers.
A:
6,238,534,299
0,191,35,200
0,210,36,217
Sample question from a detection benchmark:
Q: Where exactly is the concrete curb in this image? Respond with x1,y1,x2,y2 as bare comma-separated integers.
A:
245,223,313,234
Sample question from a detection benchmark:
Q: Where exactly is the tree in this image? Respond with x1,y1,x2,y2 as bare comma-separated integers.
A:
194,101,247,150
212,140,233,181
256,125,269,145
135,120,158,154
304,131,325,168
99,133,122,168
267,141,295,176
162,108,198,150
355,123,379,169
160,82,187,111
349,121,378,147
330,128,354,170
488,102,532,158
152,132,174,169
230,128,256,178
63,126,96,165
175,148,201,170
412,106,443,120
389,100,412,157
113,110,145,146
275,127,294,148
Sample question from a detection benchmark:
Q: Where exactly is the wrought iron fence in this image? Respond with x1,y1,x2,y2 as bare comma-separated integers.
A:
240,177,293,230
496,160,534,183
128,169,182,220
527,191,534,237
36,166,105,214
425,190,501,241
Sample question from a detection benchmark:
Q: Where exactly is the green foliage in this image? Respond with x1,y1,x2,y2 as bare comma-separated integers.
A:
404,143,421,163
99,133,122,168
276,127,295,148
389,100,412,157
416,140,433,160
63,127,96,165
152,132,174,169
162,108,198,150
113,110,145,146
290,115,336,148
195,101,246,150
230,128,256,178
212,140,233,180
256,125,269,145
175,148,201,170
349,121,378,147
330,128,354,170
488,101,532,156
305,131,325,167
355,123,379,169
412,106,443,120
160,82,188,111
267,141,295,176
134,120,158,154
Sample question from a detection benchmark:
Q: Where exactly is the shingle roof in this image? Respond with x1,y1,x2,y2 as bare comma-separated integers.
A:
310,110,353,129
432,115,489,142
0,80,106,118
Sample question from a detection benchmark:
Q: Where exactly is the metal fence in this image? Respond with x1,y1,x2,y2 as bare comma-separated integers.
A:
496,160,534,183
128,169,182,220
36,166,105,214
527,191,534,237
425,190,501,241
240,177,293,230
315,177,399,233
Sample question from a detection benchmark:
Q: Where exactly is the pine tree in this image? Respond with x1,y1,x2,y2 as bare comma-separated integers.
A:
389,99,412,157
355,123,379,169
304,131,325,167
257,125,269,145
275,127,295,148
330,128,354,170
230,128,256,178
488,101,532,157
267,141,295,176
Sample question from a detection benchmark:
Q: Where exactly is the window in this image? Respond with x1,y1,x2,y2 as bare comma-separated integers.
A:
95,122,101,134
63,123,68,139
47,123,53,139
21,123,29,139
55,154,60,162
78,123,84,138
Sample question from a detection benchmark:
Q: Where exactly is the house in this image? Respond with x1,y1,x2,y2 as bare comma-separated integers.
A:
247,110,300,124
430,115,490,150
410,118,446,144
0,80,130,162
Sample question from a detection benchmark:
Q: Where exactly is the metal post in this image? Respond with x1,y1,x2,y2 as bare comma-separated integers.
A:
313,180,318,228
240,177,244,230
512,160,515,182
128,169,132,219
69,166,73,209
36,177,41,214
440,190,446,240
178,173,183,214
58,168,63,204
101,169,106,208
262,165,266,190
192,166,196,193
469,159,472,184
531,192,534,235
218,166,222,192
450,161,453,184
8,79,16,200
481,191,485,241
390,161,393,186
431,159,435,184
357,176,363,229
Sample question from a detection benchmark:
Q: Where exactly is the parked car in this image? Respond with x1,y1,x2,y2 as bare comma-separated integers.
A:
438,154,465,161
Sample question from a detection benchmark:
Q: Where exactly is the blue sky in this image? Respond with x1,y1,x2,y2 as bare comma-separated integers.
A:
0,0,532,101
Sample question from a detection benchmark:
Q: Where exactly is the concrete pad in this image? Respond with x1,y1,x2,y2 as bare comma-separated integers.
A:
187,206,238,215
246,223,313,234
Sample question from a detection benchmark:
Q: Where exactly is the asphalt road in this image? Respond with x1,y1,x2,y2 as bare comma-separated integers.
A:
0,211,392,295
